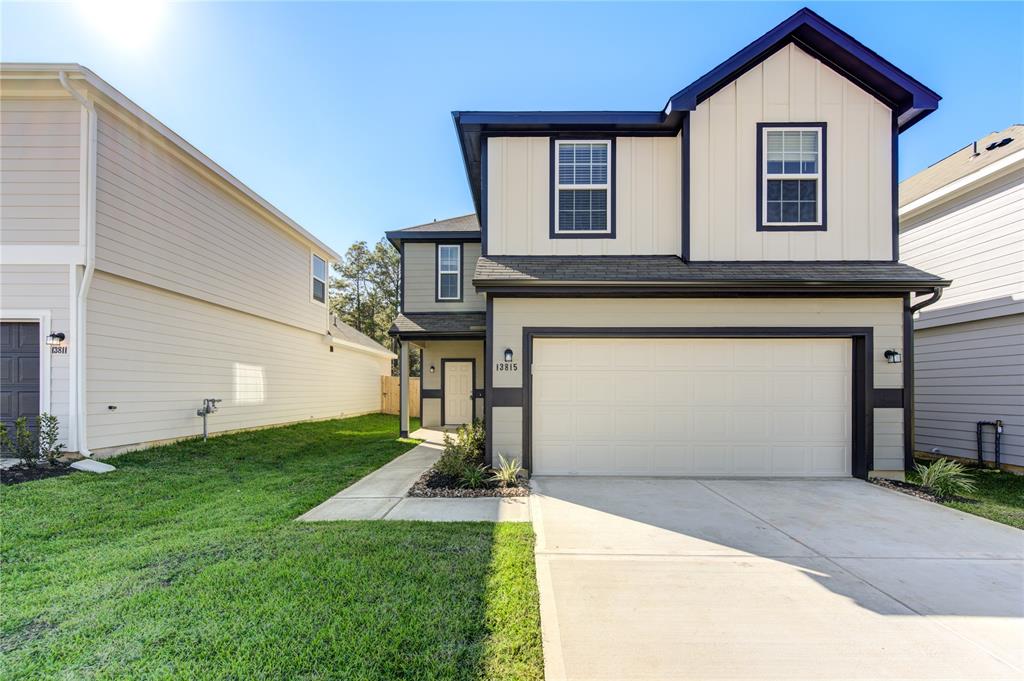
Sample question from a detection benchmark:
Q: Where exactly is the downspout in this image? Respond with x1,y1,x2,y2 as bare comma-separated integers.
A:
910,286,943,314
59,71,97,457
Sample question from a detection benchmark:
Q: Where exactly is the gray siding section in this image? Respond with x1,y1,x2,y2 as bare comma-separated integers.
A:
900,167,1024,312
914,314,1024,467
403,241,485,312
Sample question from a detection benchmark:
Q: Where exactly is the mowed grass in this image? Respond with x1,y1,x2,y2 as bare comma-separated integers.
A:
910,458,1024,529
1,414,543,680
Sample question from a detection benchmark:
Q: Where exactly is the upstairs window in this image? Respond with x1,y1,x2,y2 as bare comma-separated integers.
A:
758,124,826,230
311,254,327,303
436,243,461,301
554,140,613,236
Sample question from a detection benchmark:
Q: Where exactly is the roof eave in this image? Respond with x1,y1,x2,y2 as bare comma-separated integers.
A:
473,279,950,294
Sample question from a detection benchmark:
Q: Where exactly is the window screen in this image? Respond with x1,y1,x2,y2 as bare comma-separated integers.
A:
556,141,611,232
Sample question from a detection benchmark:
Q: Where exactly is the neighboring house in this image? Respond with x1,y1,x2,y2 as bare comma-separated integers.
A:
0,64,394,457
899,125,1024,471
388,7,950,481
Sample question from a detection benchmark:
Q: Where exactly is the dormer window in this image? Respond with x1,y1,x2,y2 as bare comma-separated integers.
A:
436,243,462,301
757,123,826,231
552,139,614,237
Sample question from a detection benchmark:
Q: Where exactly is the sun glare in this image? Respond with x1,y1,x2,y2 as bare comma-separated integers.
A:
74,0,167,51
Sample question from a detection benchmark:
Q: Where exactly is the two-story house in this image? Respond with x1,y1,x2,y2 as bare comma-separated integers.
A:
389,8,949,480
1,64,394,457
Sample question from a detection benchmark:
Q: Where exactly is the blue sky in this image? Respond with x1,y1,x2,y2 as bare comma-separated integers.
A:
3,2,1021,255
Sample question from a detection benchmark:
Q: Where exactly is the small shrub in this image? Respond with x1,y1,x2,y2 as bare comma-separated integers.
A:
38,412,65,466
459,463,489,489
490,453,523,487
435,432,475,478
915,458,977,499
454,419,485,465
2,417,38,467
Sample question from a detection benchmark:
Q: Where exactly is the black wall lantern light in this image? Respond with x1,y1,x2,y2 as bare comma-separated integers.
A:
428,365,435,374
884,349,902,364
504,348,514,362
46,332,66,347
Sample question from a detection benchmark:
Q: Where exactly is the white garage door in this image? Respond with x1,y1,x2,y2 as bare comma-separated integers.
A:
531,337,852,477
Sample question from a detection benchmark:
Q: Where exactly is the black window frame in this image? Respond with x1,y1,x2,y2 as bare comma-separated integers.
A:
756,122,827,232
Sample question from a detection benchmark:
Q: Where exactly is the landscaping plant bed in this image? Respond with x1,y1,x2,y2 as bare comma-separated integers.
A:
2,463,78,486
409,468,530,498
870,477,974,505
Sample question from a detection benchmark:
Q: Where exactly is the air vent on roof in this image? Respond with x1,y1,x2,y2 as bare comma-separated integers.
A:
985,137,1013,151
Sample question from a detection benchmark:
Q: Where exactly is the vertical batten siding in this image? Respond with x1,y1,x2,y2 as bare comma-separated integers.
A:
914,315,1024,467
689,43,894,261
901,167,1024,311
85,272,390,452
486,135,681,256
419,340,485,427
0,265,73,442
403,241,485,312
93,110,329,334
0,99,82,244
490,297,903,467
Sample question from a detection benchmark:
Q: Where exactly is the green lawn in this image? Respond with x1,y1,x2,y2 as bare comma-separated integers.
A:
1,414,543,680
910,458,1024,529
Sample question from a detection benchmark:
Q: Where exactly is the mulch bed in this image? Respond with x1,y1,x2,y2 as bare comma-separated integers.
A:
2,463,78,486
870,477,975,505
408,468,530,498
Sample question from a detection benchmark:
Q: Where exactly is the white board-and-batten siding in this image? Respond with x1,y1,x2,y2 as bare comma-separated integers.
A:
94,109,331,335
0,98,82,244
86,272,390,453
689,43,894,261
485,135,681,256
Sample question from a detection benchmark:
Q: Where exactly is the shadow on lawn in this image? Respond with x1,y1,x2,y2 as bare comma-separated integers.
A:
0,414,542,681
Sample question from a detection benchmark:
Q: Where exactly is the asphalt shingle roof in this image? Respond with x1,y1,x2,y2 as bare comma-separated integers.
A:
389,312,486,337
390,214,480,235
473,256,948,288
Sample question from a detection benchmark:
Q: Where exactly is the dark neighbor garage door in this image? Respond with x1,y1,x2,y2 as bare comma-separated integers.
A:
1,322,41,435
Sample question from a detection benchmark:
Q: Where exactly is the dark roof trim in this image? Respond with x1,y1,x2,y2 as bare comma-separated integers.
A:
473,281,948,296
389,331,486,340
453,8,940,211
385,230,481,248
666,8,939,130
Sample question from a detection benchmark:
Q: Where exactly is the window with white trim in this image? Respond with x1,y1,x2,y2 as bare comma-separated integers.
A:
555,140,611,233
437,244,461,300
761,126,824,227
311,254,327,304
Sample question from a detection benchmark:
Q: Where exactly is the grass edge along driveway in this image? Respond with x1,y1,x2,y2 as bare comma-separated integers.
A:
1,414,543,680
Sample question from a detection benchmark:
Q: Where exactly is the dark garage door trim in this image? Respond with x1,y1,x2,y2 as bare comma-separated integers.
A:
521,327,874,479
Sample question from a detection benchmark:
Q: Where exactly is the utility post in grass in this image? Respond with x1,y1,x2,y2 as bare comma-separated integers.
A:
399,340,409,438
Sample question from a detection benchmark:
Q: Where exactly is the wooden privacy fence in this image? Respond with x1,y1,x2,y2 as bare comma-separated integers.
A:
381,376,420,418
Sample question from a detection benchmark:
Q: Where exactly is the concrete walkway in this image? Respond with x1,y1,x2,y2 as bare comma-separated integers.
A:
297,432,530,522
531,476,1024,681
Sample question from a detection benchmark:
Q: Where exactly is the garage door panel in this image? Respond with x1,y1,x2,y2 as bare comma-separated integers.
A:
532,337,852,477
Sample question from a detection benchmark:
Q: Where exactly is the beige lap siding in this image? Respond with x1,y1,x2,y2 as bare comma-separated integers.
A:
403,241,485,312
85,272,390,452
0,265,73,443
419,340,484,427
0,98,82,245
491,297,905,471
94,109,330,334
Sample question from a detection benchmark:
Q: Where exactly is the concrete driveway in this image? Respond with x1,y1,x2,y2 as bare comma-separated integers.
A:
530,477,1024,680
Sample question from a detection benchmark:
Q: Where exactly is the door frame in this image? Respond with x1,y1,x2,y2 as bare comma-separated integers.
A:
522,327,874,478
441,358,477,426
0,310,52,422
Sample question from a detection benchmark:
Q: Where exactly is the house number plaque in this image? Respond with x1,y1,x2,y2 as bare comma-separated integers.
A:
495,361,518,372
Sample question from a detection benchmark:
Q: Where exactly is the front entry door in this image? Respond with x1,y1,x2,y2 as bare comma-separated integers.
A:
0,322,41,435
443,361,474,425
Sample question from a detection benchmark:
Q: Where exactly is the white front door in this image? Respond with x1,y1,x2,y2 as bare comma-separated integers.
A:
531,337,852,477
444,361,474,425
